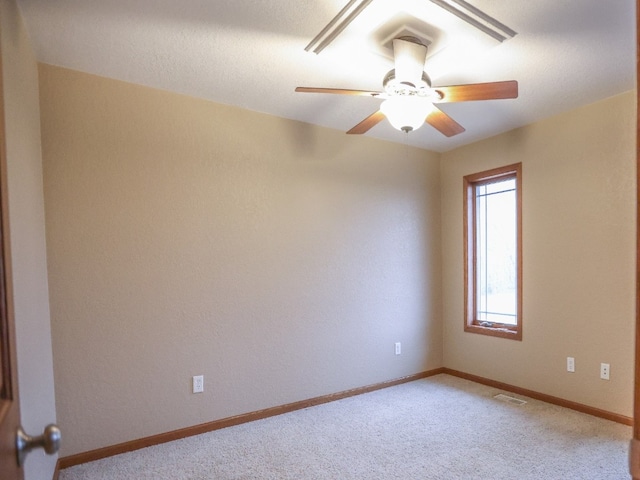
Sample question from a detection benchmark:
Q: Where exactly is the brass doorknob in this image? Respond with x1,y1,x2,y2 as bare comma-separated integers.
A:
16,424,61,467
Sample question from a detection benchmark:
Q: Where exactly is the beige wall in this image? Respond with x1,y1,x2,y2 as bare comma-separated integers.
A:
441,91,636,416
39,60,637,458
1,0,57,478
39,64,444,456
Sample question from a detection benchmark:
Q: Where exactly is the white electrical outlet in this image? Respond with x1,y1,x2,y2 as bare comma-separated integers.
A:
193,375,204,393
600,363,610,380
395,342,401,355
567,357,575,373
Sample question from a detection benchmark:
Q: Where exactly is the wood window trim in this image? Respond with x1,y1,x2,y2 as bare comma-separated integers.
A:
464,163,523,341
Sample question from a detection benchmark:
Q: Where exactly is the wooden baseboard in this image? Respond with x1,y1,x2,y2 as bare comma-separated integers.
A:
59,367,631,471
58,368,445,470
443,368,633,426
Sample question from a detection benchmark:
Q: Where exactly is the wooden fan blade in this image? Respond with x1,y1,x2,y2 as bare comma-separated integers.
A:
433,80,518,103
295,87,385,98
347,110,386,134
426,105,466,137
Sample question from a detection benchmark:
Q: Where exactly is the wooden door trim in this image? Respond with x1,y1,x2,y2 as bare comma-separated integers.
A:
633,2,640,479
0,17,23,480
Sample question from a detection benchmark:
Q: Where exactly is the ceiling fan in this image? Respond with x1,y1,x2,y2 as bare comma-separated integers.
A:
295,36,518,137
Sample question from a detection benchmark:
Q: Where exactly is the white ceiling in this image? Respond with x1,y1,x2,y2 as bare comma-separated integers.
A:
16,0,636,152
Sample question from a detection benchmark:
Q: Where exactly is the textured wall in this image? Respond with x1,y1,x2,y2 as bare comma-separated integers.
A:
441,91,636,416
39,64,443,456
1,0,57,478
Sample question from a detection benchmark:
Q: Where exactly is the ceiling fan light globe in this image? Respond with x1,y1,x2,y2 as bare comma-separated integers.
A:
381,97,431,133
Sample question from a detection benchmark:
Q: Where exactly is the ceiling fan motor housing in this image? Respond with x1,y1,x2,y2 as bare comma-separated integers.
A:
383,69,432,96
383,36,441,102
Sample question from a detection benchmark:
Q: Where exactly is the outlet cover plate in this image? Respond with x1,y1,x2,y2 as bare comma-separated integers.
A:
193,375,204,393
567,357,575,372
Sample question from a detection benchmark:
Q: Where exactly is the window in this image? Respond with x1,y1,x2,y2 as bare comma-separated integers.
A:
464,163,522,340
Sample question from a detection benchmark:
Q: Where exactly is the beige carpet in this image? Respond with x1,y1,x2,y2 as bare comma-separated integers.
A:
60,374,631,479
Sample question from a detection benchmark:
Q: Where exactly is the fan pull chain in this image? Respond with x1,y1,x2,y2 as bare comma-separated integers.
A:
404,130,409,161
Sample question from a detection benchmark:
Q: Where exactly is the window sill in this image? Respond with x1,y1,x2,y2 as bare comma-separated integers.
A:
464,323,522,341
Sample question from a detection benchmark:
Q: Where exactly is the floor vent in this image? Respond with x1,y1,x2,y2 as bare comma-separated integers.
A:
493,393,527,406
